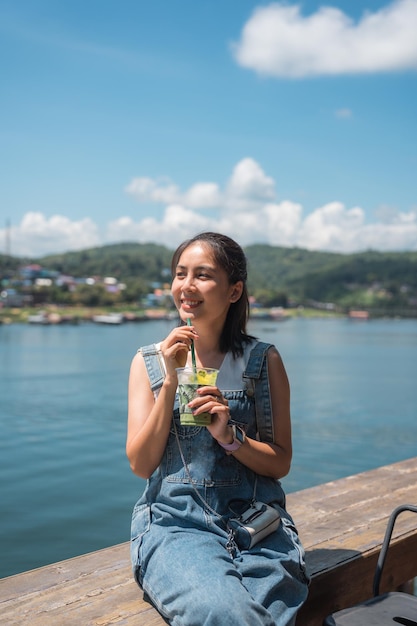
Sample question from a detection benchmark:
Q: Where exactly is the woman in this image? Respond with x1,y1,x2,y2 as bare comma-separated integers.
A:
127,232,309,626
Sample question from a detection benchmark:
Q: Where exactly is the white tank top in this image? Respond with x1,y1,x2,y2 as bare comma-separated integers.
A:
216,339,257,391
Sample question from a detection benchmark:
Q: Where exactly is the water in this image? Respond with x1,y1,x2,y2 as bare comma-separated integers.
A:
1,317,416,579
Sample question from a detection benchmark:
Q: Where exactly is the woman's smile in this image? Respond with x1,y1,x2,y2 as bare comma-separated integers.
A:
181,297,202,311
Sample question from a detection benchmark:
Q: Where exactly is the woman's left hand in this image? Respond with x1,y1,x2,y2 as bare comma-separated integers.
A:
188,386,233,444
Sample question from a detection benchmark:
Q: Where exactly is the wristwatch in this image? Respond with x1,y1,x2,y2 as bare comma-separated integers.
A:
218,425,246,454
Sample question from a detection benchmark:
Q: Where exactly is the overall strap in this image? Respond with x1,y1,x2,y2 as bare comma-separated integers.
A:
138,344,165,396
243,341,274,443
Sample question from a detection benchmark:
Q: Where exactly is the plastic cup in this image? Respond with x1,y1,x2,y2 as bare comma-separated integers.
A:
176,367,219,426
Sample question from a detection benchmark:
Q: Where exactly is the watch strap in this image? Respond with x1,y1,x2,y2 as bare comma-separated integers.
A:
218,425,245,452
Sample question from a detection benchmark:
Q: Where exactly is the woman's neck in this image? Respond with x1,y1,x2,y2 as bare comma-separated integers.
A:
189,348,225,370
187,325,224,370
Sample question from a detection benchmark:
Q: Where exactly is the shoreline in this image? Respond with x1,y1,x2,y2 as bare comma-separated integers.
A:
0,305,349,325
1,304,416,325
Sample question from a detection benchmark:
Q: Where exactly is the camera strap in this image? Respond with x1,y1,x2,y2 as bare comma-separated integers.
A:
173,419,246,556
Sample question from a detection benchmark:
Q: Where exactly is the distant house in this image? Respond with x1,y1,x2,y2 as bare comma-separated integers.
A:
20,264,58,284
0,288,26,307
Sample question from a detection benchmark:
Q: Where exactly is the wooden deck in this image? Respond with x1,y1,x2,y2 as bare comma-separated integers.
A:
1,456,417,625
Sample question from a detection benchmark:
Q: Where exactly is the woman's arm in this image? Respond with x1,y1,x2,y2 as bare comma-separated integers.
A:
126,325,198,479
231,347,292,478
126,352,176,478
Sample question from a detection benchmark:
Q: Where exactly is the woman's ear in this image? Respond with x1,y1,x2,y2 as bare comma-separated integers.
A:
229,281,243,303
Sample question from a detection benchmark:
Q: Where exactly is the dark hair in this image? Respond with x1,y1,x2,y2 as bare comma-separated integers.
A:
171,232,255,357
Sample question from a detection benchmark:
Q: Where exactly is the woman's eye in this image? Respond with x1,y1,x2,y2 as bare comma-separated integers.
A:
175,270,212,280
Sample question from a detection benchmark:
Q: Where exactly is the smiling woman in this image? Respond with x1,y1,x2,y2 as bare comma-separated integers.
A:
126,231,309,626
171,240,243,359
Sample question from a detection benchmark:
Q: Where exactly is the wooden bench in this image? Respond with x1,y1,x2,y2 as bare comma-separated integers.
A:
1,456,417,625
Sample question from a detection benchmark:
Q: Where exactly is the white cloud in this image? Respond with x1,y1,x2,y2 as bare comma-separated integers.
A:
107,205,212,245
106,202,299,250
298,202,366,251
4,212,100,257
358,209,417,250
3,160,417,257
125,157,275,213
108,195,417,253
232,0,417,78
225,158,276,211
184,183,222,209
124,177,180,204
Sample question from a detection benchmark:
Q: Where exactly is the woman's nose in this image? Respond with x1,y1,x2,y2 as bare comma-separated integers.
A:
182,274,196,291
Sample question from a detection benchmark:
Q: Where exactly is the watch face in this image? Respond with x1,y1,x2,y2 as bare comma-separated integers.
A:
234,426,245,445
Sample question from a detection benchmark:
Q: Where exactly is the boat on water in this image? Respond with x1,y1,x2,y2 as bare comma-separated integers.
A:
91,313,124,325
27,311,79,325
27,312,50,324
349,310,369,320
249,306,290,321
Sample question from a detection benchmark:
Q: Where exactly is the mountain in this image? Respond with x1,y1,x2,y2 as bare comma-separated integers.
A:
1,242,417,312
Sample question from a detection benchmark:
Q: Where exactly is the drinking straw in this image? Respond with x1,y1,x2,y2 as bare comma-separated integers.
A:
187,317,197,372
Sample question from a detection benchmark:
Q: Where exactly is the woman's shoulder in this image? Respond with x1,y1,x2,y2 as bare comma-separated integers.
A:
242,338,277,359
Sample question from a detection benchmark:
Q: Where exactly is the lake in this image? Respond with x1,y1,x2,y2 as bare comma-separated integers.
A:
1,317,416,579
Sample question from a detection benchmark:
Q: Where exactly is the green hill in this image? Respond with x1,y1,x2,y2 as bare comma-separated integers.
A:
1,243,417,314
38,242,173,281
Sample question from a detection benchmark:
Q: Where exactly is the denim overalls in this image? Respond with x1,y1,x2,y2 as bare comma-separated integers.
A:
130,341,309,626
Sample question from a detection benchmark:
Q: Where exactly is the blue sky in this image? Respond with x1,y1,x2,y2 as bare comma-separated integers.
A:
1,0,416,257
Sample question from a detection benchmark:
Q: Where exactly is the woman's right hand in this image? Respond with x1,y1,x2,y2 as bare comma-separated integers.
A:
159,324,199,376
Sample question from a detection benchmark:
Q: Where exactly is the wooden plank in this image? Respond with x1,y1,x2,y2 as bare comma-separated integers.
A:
1,457,416,626
288,458,417,549
0,545,158,626
289,458,417,522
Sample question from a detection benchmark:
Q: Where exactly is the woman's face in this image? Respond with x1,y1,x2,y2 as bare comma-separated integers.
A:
171,242,242,325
